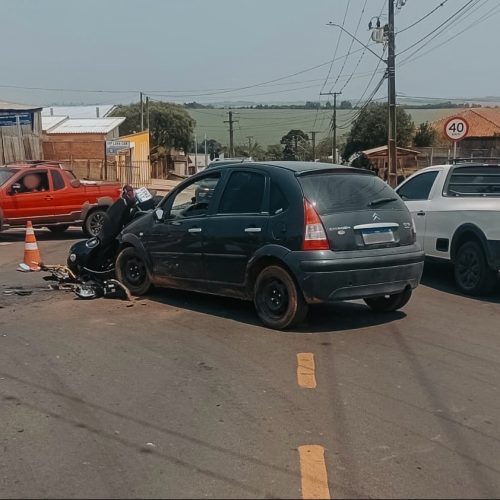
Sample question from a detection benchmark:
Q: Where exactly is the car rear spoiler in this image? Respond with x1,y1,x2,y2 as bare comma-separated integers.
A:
295,167,376,177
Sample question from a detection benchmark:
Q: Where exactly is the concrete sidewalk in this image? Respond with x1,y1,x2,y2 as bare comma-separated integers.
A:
148,178,181,196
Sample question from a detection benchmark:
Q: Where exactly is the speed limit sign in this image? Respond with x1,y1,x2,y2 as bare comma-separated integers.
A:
444,116,469,142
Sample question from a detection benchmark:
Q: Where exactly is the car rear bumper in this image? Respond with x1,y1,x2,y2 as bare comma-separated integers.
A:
285,245,425,304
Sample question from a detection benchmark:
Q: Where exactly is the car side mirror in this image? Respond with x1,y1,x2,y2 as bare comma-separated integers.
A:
10,183,21,194
154,208,164,221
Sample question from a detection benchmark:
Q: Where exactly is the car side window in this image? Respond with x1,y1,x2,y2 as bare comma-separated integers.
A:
51,170,65,190
397,171,438,201
218,171,266,214
270,181,289,215
169,173,222,219
18,171,50,193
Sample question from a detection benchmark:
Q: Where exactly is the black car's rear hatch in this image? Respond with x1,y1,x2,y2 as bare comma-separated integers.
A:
298,171,414,251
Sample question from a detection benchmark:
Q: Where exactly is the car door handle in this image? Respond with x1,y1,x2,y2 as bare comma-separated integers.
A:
45,196,53,201
417,211,426,216
244,227,262,233
188,227,202,233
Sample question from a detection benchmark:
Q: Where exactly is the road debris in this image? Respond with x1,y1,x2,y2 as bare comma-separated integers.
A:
3,288,33,297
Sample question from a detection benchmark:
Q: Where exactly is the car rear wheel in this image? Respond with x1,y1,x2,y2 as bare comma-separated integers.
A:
454,241,498,296
254,265,308,330
116,247,151,296
83,209,107,237
48,224,70,233
364,287,412,313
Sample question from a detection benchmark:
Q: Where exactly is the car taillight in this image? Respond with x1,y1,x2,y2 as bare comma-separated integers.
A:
303,199,330,251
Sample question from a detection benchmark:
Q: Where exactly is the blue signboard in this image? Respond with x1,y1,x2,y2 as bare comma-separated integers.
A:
0,112,33,127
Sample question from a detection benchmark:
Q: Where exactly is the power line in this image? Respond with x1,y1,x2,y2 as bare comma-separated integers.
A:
397,0,480,56
397,0,449,33
329,0,369,93
319,0,352,96
399,0,499,66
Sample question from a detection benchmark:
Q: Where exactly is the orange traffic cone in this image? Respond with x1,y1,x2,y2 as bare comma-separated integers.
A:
20,221,42,271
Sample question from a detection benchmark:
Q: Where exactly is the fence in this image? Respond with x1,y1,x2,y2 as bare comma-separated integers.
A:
105,160,153,187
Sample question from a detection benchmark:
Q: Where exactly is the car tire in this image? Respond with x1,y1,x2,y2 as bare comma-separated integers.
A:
364,287,412,313
254,265,308,330
116,247,152,296
454,241,498,296
48,224,70,233
83,208,107,237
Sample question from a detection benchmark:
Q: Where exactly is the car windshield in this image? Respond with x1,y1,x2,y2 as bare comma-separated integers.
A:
0,169,15,186
298,172,406,214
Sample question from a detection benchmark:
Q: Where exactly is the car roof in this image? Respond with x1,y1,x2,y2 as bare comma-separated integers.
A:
205,160,373,175
1,162,62,170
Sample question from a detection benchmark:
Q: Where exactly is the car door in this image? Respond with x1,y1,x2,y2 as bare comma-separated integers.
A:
48,168,80,223
4,169,55,226
203,169,269,285
396,170,440,250
145,172,223,285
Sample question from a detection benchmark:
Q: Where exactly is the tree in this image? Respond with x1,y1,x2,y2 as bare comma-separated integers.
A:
265,144,283,160
280,129,309,161
111,101,196,153
339,100,353,109
342,103,415,161
413,121,436,147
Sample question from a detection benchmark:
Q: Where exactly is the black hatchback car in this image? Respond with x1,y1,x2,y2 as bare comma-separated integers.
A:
116,162,424,329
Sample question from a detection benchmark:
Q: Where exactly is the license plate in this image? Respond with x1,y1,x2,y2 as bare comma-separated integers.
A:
362,228,395,245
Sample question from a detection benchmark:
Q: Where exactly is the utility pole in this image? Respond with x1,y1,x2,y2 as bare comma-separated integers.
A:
246,136,253,157
146,96,150,131
140,92,144,132
224,110,238,157
387,0,398,187
194,133,198,171
320,91,342,163
309,130,320,161
204,133,208,167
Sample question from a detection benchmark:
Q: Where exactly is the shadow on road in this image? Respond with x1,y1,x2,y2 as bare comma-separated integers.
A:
148,287,407,334
421,261,500,304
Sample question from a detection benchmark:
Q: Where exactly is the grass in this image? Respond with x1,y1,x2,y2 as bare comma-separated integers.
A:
187,108,464,148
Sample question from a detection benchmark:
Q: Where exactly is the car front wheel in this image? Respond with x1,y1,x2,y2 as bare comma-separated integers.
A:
116,247,151,296
364,287,412,313
254,265,308,330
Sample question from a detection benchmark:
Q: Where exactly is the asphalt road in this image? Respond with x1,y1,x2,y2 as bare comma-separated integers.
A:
1,229,500,499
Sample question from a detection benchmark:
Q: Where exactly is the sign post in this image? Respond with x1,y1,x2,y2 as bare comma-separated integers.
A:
444,116,469,160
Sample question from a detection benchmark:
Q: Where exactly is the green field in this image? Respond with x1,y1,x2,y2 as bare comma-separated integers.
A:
187,108,462,148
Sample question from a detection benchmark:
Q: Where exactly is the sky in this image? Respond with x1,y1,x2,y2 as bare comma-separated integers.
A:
1,0,499,107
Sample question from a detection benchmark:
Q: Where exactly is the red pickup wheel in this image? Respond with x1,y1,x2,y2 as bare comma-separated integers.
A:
83,208,107,237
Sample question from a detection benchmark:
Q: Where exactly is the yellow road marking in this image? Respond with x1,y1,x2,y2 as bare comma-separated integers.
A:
298,445,331,499
297,353,317,389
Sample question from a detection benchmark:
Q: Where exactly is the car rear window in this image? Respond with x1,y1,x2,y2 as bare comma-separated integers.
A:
0,169,15,186
298,172,405,214
445,166,500,196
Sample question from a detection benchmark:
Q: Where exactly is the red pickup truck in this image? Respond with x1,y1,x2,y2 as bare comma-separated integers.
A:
0,162,122,236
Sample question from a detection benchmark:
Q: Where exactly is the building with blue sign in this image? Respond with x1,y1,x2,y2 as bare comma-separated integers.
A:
0,101,42,164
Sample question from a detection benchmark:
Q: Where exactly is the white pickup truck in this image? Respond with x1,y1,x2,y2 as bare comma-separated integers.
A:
395,162,500,296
